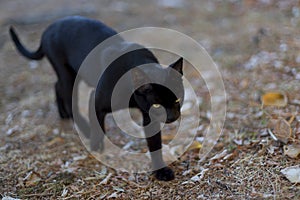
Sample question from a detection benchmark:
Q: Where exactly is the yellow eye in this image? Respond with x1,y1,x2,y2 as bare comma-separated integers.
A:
153,104,161,108
175,98,181,103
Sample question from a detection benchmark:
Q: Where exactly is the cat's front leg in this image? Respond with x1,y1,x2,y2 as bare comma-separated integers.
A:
142,113,175,181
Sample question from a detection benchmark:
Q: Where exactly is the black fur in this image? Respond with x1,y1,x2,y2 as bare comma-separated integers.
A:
9,16,184,181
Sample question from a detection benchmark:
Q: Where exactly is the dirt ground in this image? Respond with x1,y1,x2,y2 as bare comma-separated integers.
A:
1,0,300,199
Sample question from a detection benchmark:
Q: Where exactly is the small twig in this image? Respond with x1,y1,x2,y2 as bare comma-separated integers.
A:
267,129,278,141
287,115,295,124
99,172,112,185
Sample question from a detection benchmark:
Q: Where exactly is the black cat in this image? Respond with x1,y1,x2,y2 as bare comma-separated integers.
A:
9,16,184,181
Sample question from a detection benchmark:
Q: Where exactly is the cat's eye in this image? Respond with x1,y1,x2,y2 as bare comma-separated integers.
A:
152,104,161,108
175,98,181,103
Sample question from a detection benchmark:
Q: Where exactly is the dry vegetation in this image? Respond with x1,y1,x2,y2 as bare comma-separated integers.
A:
1,0,300,199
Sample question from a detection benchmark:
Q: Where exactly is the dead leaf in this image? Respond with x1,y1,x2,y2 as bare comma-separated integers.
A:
284,144,300,158
261,92,287,107
187,141,202,151
281,165,300,183
268,118,291,143
23,171,41,187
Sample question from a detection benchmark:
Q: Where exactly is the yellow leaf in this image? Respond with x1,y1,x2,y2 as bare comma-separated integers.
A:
261,92,287,107
268,118,291,143
162,134,175,141
188,141,202,151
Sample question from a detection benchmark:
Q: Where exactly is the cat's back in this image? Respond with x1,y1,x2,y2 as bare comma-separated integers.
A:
41,16,122,73
42,16,119,44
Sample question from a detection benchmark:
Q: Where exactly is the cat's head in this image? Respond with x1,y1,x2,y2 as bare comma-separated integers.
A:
132,58,184,123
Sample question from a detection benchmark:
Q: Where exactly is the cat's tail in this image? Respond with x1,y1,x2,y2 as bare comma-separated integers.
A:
9,26,44,60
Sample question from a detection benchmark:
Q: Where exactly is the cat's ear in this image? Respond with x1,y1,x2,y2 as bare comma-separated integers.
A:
169,57,183,75
131,67,152,92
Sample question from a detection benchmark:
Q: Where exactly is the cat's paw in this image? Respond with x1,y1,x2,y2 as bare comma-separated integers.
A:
155,167,175,181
